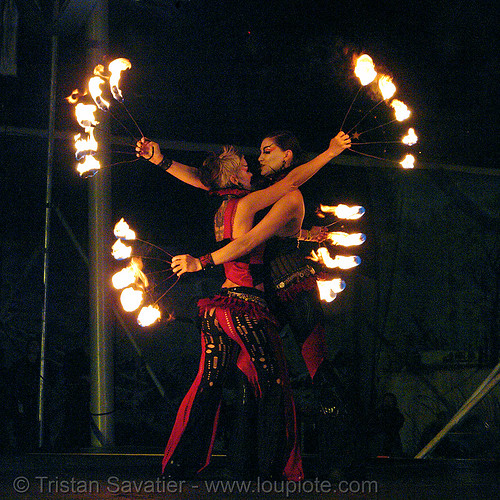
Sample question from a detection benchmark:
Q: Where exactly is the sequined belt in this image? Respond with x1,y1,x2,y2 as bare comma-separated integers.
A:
222,287,269,309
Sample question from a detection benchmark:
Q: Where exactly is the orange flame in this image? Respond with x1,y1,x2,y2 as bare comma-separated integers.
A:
112,267,136,290
112,257,148,290
111,238,132,260
310,247,361,269
108,58,131,102
137,305,162,327
76,155,100,177
93,64,108,79
74,129,98,160
390,99,411,121
120,287,143,312
317,278,346,303
75,103,99,129
319,204,365,220
378,75,396,100
112,257,148,287
65,88,87,104
354,54,377,86
327,232,366,246
400,154,415,169
88,76,110,111
402,128,418,145
114,218,136,240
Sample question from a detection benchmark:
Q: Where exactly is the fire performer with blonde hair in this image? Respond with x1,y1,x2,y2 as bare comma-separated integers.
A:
137,133,350,480
165,132,350,390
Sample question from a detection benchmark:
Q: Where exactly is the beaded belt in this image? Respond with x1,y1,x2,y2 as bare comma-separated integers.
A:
222,287,269,310
274,265,316,290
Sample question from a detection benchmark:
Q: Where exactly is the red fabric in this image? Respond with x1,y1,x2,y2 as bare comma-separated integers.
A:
209,188,251,198
300,323,328,379
198,295,279,327
267,324,304,481
198,295,304,481
219,197,265,288
161,335,220,473
215,308,262,398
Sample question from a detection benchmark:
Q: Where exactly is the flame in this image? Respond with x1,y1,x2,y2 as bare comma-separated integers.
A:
137,305,162,327
114,218,136,240
93,64,108,78
74,129,98,160
108,58,131,102
76,155,100,177
75,103,99,129
354,54,377,86
88,76,110,111
131,257,148,288
317,278,346,302
65,88,87,104
400,154,415,169
402,128,418,145
112,257,149,290
112,266,136,289
319,204,365,220
120,287,143,312
378,75,396,100
327,232,366,246
310,247,361,269
112,238,132,260
390,99,411,121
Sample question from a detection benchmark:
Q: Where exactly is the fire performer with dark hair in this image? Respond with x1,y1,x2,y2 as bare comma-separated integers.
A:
166,131,350,390
137,134,350,480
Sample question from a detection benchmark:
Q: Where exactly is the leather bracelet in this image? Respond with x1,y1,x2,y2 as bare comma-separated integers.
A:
158,156,173,171
199,253,215,270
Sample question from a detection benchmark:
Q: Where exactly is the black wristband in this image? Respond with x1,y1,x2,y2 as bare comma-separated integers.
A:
158,156,173,171
199,253,215,270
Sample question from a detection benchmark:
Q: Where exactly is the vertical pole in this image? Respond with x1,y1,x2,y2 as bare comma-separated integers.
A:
38,0,59,449
88,0,114,448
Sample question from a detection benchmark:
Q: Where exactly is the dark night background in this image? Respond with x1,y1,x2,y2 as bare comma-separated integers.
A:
0,0,499,458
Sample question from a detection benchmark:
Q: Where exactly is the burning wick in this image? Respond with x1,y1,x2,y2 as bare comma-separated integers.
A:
354,54,377,86
339,54,378,132
107,57,145,138
112,239,133,260
349,148,417,168
327,232,366,246
74,130,98,161
391,99,411,121
88,76,110,111
400,154,415,169
310,247,361,270
317,278,346,303
108,58,131,103
114,218,136,240
320,204,365,220
137,305,161,327
120,287,144,312
402,128,418,145
352,128,418,146
347,74,397,135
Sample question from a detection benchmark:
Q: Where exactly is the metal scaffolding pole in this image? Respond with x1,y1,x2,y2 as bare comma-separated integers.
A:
415,361,500,459
38,0,59,449
87,0,114,448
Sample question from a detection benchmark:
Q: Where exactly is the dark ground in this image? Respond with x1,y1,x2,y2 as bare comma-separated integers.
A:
1,451,499,499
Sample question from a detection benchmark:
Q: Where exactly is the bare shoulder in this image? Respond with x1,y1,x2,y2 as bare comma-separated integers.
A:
281,189,304,206
270,190,304,219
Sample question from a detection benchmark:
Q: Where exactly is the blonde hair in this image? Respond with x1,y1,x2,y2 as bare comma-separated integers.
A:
202,145,242,189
